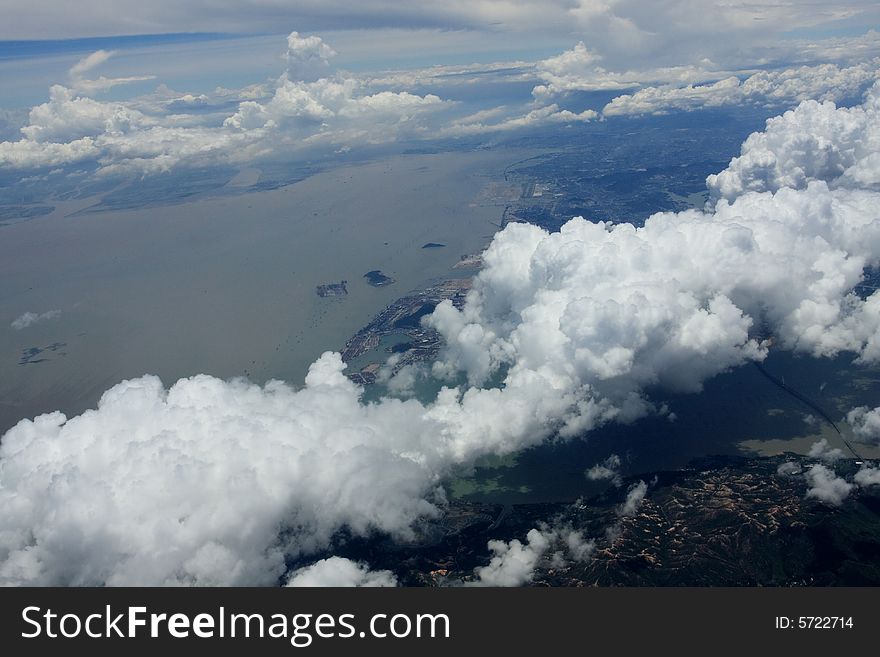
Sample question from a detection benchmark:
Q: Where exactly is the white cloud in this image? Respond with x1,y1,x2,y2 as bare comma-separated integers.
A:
603,76,743,116
470,529,551,587
165,94,210,112
740,62,877,104
0,350,606,586
427,196,880,436
284,31,337,82
531,41,724,99
603,61,878,117
708,81,880,203
426,85,880,440
213,32,447,149
21,85,151,143
364,60,534,90
285,557,397,587
846,405,880,444
0,33,448,174
469,523,594,587
807,438,845,464
68,49,156,94
563,529,595,562
618,480,647,517
585,453,622,486
377,355,425,398
777,461,802,476
854,466,880,487
804,463,854,506
11,309,61,330
2,30,879,174
69,50,114,78
443,103,597,136
532,41,635,96
0,354,445,585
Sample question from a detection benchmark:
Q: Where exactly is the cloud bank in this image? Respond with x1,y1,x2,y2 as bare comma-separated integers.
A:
602,61,878,117
0,33,448,175
3,31,879,176
0,354,440,585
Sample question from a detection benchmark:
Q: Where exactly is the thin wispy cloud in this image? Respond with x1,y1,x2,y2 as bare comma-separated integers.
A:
10,309,61,330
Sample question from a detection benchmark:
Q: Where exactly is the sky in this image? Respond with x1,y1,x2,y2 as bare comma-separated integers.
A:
0,8,878,177
3,1,879,51
1,2,880,586
1,1,879,104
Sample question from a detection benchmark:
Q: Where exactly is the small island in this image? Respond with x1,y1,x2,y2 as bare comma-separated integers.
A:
421,242,446,249
316,280,348,297
363,270,395,287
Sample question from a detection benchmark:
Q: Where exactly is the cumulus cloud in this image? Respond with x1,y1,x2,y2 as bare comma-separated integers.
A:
284,31,337,81
531,41,724,99
469,529,551,587
285,557,397,587
777,461,803,476
0,354,444,585
0,350,607,586
708,81,880,202
469,523,594,586
603,61,878,117
618,480,648,517
847,405,880,444
563,528,595,562
21,85,151,144
202,31,446,149
532,42,635,97
854,466,880,487
585,454,622,486
807,438,846,464
10,310,61,330
428,195,880,436
0,82,248,173
424,86,880,454
804,464,854,506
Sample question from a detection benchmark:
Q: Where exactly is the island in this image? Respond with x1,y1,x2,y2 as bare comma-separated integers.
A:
363,270,395,287
316,280,348,297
